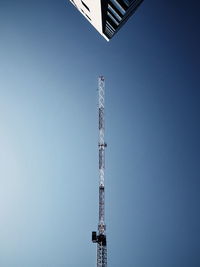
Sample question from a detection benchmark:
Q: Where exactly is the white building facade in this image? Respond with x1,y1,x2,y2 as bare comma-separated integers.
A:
69,0,143,40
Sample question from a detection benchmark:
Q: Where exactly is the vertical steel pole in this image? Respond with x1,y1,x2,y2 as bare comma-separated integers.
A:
92,76,107,267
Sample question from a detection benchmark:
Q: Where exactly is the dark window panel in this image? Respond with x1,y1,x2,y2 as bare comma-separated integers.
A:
81,0,90,12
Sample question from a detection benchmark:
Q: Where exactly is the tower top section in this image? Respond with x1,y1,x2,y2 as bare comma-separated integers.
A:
69,0,144,40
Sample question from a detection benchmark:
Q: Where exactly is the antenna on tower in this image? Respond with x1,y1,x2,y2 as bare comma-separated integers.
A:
92,76,107,267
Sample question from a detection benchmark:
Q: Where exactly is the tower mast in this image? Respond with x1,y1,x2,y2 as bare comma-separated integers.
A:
92,76,107,267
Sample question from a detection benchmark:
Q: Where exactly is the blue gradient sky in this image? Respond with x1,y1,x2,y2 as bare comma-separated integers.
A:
0,0,200,266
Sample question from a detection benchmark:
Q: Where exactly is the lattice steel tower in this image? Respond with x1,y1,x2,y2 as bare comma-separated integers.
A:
92,76,107,267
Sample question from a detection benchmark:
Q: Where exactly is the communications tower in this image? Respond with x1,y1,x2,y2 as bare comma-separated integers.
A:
92,76,107,267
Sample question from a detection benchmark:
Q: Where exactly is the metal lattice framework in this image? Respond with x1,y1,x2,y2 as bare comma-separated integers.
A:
92,76,107,267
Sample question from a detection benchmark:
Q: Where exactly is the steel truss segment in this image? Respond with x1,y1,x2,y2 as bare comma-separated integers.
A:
97,243,107,267
98,76,105,109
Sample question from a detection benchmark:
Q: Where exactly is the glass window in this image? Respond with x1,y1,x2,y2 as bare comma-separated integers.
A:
81,1,90,12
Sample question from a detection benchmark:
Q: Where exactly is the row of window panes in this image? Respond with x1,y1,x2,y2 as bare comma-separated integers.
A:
108,4,122,22
107,12,119,26
109,0,126,15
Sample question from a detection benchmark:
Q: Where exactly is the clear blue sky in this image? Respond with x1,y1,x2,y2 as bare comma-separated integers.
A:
0,0,199,266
